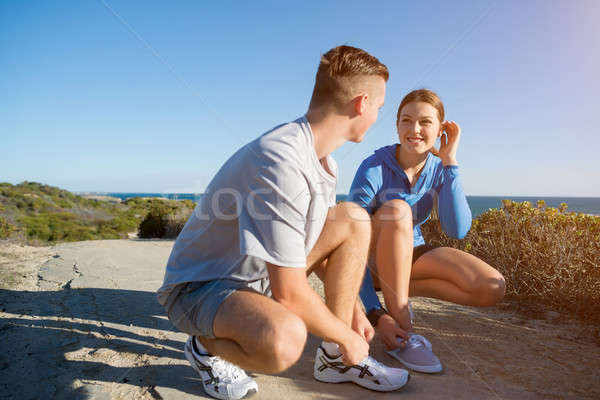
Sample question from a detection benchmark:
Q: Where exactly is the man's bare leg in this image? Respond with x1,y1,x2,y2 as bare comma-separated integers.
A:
306,202,371,325
196,202,370,373
195,289,307,374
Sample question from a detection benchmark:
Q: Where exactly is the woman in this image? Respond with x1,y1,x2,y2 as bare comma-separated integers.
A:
349,89,506,373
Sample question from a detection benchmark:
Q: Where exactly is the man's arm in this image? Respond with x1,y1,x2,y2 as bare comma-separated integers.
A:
267,263,368,365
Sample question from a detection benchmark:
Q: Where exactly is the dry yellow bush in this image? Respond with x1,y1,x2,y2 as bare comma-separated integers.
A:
422,200,600,323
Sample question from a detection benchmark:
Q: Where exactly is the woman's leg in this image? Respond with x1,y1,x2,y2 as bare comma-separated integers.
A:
409,247,506,307
370,199,414,331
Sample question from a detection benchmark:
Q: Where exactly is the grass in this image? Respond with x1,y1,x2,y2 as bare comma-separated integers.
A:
0,182,191,245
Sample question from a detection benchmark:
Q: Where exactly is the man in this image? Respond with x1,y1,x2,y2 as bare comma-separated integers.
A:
157,45,409,400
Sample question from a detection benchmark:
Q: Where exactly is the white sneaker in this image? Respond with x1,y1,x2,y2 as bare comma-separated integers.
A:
387,333,442,373
313,346,409,392
184,336,258,400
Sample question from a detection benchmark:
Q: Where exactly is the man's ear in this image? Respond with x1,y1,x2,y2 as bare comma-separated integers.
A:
354,93,368,116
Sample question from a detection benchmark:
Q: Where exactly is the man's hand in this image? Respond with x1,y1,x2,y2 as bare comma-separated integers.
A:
338,329,370,366
351,303,375,343
377,314,409,350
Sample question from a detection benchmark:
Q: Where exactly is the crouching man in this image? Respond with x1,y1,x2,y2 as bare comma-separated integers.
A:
157,45,409,400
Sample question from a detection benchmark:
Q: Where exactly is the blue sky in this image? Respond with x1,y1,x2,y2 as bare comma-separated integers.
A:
2,0,599,196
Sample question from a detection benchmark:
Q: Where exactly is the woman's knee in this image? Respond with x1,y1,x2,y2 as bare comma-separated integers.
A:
473,272,506,306
374,199,413,230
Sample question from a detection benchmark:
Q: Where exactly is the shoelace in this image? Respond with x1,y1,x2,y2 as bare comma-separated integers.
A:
207,356,247,383
362,355,387,372
408,300,414,324
405,334,432,350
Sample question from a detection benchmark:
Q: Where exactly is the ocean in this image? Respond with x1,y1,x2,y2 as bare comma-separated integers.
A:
98,193,600,218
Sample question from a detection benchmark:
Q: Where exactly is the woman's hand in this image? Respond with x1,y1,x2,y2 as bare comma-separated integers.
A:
430,120,461,166
377,314,409,350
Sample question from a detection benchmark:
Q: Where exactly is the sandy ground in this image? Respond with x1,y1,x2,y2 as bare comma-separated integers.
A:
1,239,599,400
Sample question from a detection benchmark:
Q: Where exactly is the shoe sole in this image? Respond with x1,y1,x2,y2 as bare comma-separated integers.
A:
313,369,410,392
386,350,443,374
184,340,258,400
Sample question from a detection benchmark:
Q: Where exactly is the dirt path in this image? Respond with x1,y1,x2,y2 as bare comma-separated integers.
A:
1,240,598,399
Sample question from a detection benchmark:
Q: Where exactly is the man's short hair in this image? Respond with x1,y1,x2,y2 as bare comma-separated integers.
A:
309,45,389,109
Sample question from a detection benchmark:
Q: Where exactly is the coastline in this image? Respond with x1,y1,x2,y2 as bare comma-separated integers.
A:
82,192,600,218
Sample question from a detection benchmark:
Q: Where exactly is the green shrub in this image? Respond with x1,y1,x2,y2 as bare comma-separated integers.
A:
138,204,169,238
422,200,600,323
137,201,194,239
2,182,198,243
164,208,192,238
0,217,14,239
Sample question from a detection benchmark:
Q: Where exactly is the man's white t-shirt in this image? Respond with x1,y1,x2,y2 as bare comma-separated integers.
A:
157,116,337,306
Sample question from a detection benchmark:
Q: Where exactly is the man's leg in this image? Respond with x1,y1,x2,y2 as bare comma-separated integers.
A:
306,202,372,325
307,203,411,391
196,289,307,374
195,202,370,375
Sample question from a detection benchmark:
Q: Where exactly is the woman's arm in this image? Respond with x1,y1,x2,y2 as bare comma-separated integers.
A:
438,166,472,239
431,121,472,239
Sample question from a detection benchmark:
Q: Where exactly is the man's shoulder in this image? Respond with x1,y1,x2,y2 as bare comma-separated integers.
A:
258,117,307,144
252,117,310,164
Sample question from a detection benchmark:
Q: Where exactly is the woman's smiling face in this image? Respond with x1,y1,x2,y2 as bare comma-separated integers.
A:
396,101,442,154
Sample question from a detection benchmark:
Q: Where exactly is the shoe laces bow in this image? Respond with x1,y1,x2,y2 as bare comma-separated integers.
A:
406,334,432,350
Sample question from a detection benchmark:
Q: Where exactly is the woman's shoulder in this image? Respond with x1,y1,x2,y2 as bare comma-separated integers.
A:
358,144,395,168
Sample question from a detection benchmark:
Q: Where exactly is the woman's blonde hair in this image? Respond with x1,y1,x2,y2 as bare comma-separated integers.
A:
396,89,445,124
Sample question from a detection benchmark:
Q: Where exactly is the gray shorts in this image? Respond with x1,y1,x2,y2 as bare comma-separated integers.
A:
166,278,271,339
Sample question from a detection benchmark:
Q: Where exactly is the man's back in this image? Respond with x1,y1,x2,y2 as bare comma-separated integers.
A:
157,116,337,306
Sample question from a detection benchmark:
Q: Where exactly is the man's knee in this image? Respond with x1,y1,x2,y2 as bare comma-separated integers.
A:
265,313,307,373
334,201,371,239
374,199,412,230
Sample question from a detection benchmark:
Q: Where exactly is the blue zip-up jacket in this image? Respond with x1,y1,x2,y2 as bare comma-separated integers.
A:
348,144,472,313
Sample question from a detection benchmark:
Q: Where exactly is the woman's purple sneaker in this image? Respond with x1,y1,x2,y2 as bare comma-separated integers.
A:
386,334,442,374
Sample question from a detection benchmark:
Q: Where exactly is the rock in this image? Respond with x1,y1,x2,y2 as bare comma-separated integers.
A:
60,337,78,347
40,384,57,399
545,311,561,320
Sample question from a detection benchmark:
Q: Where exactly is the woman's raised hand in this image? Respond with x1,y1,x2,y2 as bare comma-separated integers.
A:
430,120,461,166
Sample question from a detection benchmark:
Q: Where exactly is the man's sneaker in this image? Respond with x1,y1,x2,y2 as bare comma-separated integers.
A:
313,346,409,392
386,333,442,373
184,336,258,400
